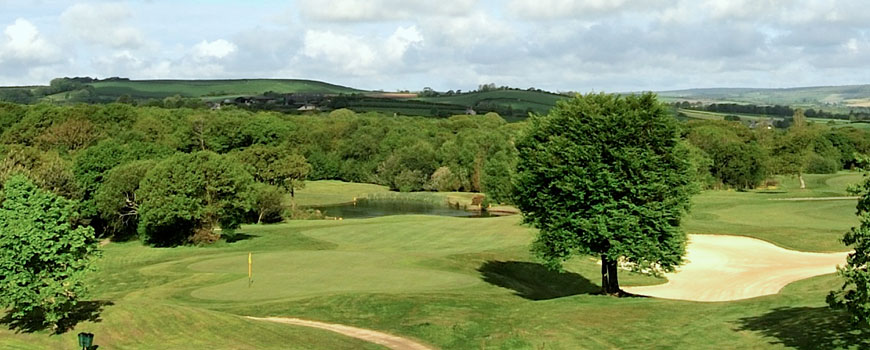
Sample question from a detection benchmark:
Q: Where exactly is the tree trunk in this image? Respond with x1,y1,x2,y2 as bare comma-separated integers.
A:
601,255,621,295
799,172,806,189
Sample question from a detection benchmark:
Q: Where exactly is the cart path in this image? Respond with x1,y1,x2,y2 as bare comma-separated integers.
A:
622,234,850,302
246,316,436,350
769,196,858,201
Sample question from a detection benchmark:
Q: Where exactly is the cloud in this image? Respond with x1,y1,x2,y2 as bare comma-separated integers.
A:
297,0,477,21
2,1,870,92
302,25,422,75
507,0,665,20
192,39,237,60
60,3,145,49
0,18,61,64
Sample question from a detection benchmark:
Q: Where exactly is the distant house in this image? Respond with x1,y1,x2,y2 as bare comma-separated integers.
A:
297,104,318,111
465,107,477,115
748,119,775,130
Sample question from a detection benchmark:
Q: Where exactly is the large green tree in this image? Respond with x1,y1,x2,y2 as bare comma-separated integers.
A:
137,151,255,246
513,92,695,295
828,163,870,326
232,144,311,197
94,160,157,239
0,175,99,329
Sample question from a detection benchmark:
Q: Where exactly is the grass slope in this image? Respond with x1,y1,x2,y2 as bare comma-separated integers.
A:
87,79,362,100
1,178,865,349
418,90,568,115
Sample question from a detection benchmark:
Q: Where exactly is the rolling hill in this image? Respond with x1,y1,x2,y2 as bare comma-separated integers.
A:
83,79,361,100
3,78,870,121
657,84,870,110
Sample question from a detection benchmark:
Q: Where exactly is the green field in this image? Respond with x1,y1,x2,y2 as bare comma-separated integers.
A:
677,108,856,126
85,79,361,99
1,178,866,349
660,85,870,110
418,90,569,116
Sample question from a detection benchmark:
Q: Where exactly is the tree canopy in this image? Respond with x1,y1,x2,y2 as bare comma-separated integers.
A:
137,151,255,246
0,175,99,329
828,161,870,326
513,92,695,295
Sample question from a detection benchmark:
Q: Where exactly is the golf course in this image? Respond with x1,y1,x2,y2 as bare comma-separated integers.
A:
0,173,864,349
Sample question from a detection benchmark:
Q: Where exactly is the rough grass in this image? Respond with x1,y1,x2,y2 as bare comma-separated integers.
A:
2,177,866,349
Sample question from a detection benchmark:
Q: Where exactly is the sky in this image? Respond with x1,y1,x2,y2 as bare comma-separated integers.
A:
0,0,868,92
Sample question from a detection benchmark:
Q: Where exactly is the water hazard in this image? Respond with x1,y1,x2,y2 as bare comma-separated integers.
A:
312,199,506,219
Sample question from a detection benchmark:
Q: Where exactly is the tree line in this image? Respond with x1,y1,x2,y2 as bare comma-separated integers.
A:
674,101,870,122
683,113,870,190
0,102,517,246
2,100,870,247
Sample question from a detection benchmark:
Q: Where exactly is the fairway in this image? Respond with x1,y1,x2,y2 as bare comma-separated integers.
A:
684,172,862,252
1,179,867,349
190,251,480,301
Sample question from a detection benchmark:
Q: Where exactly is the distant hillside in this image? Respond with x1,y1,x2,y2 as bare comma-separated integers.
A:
0,78,571,120
417,89,569,118
0,78,364,105
7,77,868,120
657,85,870,110
84,79,361,100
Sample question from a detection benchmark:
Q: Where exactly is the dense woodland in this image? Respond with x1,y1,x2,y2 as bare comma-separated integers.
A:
0,100,869,245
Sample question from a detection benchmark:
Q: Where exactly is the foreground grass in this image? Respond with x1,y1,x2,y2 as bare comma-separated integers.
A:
1,176,865,349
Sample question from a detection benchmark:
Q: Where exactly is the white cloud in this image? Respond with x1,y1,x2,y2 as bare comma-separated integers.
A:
425,13,513,47
192,39,237,60
507,0,666,20
384,26,423,61
0,18,61,63
302,26,422,75
60,3,145,49
297,0,477,21
303,30,376,73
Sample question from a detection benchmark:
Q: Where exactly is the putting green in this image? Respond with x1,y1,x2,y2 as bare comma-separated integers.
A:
189,251,480,301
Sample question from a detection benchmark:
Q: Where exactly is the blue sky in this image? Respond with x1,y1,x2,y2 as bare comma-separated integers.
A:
1,0,868,92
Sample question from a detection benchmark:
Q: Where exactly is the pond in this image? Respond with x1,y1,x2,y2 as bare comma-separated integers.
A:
312,199,507,219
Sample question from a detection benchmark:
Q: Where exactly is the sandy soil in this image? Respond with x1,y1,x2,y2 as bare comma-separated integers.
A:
247,316,435,350
622,234,849,302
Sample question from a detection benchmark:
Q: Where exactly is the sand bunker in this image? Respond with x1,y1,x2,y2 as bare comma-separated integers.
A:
622,235,849,302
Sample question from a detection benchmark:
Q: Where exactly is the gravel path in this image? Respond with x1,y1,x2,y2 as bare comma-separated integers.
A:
247,316,435,350
622,234,849,302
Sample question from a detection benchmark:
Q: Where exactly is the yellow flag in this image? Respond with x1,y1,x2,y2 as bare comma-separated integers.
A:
248,252,252,287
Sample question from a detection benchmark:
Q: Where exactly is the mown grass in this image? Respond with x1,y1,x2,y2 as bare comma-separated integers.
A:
685,172,861,252
1,177,865,349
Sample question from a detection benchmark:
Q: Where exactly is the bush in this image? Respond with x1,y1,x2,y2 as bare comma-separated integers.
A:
0,175,99,330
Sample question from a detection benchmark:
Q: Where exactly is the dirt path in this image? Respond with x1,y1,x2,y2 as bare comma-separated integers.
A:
622,234,849,302
769,196,858,201
246,316,436,350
